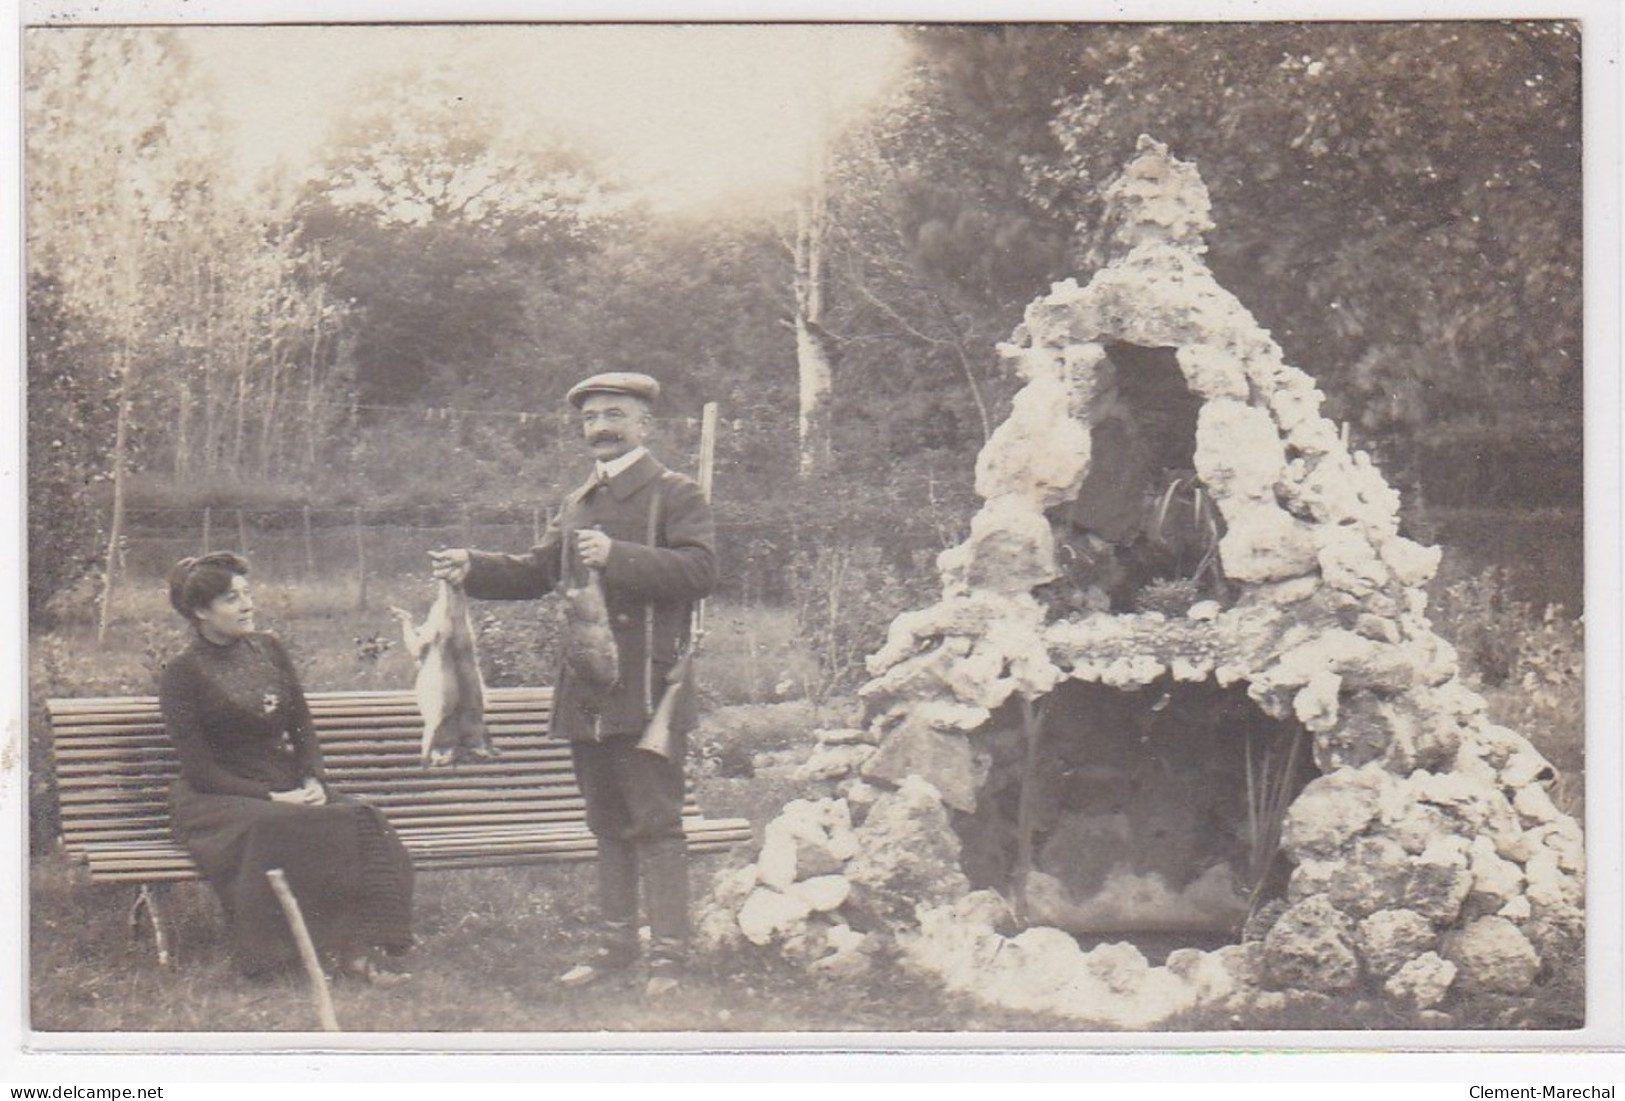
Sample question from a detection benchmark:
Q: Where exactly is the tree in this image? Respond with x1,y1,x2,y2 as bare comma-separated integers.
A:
793,151,835,477
296,66,621,407
142,185,350,486
25,279,116,626
25,27,220,632
910,23,1582,493
812,52,1069,473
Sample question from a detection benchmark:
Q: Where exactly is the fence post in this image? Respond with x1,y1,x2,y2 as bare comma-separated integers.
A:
303,504,315,578
202,506,212,552
698,401,718,499
236,510,249,556
354,508,368,611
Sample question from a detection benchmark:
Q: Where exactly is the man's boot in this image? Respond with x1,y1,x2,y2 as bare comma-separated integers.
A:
643,942,685,998
557,920,639,988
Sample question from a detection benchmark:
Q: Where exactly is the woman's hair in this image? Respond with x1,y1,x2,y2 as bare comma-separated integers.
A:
167,552,251,622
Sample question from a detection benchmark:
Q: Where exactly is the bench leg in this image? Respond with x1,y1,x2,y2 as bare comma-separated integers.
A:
129,884,172,966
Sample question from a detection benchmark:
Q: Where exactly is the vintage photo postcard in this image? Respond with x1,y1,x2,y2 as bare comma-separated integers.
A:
6,0,1622,1083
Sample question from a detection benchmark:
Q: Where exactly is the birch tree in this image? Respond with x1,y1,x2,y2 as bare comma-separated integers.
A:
793,153,835,476
790,35,838,478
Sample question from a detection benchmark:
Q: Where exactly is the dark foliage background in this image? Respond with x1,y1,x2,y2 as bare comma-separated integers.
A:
27,21,1585,649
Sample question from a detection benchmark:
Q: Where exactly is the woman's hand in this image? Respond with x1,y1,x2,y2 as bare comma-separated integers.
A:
269,778,327,806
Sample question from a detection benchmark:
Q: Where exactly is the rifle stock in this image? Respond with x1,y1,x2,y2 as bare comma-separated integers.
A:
637,642,696,759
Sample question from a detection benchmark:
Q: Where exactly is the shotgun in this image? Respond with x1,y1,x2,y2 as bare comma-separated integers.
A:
635,401,716,760
637,634,698,759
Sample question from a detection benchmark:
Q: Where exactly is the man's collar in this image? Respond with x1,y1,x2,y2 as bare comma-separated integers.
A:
596,446,648,481
586,448,662,501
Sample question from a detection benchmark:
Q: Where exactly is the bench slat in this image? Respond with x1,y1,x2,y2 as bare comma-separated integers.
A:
47,694,551,721
46,686,552,707
60,802,713,844
48,686,753,885
53,748,557,770
56,757,580,785
69,820,754,881
78,821,753,861
61,817,744,851
48,720,556,742
58,793,713,819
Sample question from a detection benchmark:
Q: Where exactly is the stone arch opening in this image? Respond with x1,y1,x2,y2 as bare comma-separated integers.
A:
957,677,1317,961
1042,341,1224,619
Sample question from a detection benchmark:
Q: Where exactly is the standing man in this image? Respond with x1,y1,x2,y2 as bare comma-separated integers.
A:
429,372,716,997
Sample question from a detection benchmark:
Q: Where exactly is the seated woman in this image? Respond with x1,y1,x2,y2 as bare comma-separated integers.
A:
158,552,414,985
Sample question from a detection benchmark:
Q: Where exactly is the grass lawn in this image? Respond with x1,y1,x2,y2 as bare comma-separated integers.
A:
29,841,1089,1035
25,555,1590,1036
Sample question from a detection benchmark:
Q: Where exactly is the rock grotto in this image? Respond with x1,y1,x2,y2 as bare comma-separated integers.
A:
695,137,1586,1029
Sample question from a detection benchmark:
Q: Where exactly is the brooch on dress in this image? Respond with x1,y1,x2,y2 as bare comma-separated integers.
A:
262,692,280,715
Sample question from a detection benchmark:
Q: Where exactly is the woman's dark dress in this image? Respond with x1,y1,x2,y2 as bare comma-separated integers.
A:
158,632,413,976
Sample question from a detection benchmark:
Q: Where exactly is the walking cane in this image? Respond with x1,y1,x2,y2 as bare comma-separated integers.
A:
267,867,341,1032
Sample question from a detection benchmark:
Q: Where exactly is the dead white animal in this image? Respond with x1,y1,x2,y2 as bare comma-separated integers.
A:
391,579,497,767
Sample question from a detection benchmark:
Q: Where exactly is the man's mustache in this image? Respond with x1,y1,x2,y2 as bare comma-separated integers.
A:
589,432,623,446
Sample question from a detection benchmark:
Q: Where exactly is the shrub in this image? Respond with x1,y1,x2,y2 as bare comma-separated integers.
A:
693,602,815,707
790,544,939,702
473,598,565,688
1428,566,1585,813
27,279,117,629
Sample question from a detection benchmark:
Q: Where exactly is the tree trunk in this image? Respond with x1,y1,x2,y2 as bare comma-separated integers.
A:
232,343,249,477
304,284,325,471
792,38,836,479
794,168,833,477
201,348,217,470
353,508,368,611
201,262,222,469
96,356,132,644
933,299,994,444
173,373,192,478
260,332,282,478
172,262,201,478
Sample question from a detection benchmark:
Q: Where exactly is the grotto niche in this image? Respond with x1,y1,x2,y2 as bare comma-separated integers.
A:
696,137,1585,1030
958,680,1314,949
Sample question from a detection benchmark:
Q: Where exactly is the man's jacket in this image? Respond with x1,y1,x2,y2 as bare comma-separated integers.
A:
463,452,717,741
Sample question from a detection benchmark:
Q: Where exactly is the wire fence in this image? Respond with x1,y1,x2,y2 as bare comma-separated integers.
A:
104,497,956,617
119,516,538,599
79,480,1588,645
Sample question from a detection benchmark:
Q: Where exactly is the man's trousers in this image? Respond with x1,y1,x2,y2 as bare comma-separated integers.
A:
570,733,690,959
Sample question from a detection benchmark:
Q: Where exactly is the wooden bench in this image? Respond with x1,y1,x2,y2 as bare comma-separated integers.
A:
47,686,754,963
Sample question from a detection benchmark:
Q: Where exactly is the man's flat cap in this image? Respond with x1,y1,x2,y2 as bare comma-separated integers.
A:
566,372,661,408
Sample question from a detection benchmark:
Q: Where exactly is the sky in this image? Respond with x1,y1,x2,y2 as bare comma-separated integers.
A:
184,23,912,213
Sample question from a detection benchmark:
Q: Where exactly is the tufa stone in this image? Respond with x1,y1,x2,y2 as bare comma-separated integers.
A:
1260,894,1361,993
